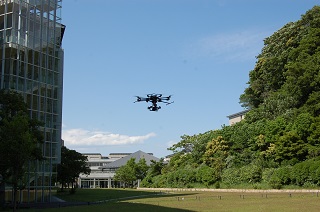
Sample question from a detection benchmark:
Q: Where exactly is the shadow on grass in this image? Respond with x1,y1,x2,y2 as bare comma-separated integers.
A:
86,201,194,212
55,188,197,203
18,189,196,211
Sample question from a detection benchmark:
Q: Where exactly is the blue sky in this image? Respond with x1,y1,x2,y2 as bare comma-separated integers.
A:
61,0,319,158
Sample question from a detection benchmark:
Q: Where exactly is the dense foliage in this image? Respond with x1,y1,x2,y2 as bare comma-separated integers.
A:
0,89,43,210
141,6,320,189
57,146,91,192
114,158,149,188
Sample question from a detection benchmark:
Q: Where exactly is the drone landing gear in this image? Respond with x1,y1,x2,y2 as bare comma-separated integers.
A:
148,106,161,111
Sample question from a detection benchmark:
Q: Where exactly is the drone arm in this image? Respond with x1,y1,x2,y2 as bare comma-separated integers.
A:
134,96,149,103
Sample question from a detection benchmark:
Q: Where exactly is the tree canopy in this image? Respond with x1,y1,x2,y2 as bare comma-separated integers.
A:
114,158,149,188
0,89,43,210
240,6,320,114
57,146,90,192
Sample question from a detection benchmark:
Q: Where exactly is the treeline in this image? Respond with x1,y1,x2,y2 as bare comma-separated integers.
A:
141,6,320,189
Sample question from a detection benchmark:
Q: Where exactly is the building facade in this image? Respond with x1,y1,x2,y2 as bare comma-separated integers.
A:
79,151,159,189
227,110,249,125
0,0,64,202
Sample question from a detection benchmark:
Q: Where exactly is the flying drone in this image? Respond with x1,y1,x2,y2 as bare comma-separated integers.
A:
134,93,174,111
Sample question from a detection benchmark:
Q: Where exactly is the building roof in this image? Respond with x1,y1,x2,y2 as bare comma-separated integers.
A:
101,150,159,168
109,152,153,156
82,153,102,155
226,109,249,119
109,153,131,155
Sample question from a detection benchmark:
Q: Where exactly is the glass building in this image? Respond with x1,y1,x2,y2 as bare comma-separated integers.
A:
0,0,64,202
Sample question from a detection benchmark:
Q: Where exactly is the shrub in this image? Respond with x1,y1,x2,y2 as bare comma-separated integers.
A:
269,177,283,189
214,181,221,189
291,158,320,186
196,165,217,187
262,166,292,188
222,165,262,186
291,162,310,186
140,175,153,187
240,164,262,183
222,168,241,185
310,162,320,185
303,181,317,188
152,175,167,188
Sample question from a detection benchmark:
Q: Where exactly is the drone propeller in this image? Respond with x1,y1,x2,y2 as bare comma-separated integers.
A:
133,96,140,103
166,101,174,105
161,95,172,100
147,93,162,97
162,101,174,105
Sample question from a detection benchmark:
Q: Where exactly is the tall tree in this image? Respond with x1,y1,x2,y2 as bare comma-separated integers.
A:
57,146,90,192
114,158,137,188
149,159,166,177
240,6,320,112
114,158,149,188
203,136,229,180
0,89,43,211
135,158,149,180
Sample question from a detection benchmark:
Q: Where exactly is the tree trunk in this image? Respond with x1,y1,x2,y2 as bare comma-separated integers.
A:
61,182,64,191
0,181,5,209
13,186,17,212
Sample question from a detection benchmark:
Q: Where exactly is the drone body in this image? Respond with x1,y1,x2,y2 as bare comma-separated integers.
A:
134,94,173,111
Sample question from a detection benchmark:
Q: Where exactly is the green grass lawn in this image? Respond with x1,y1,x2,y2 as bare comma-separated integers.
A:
26,188,320,212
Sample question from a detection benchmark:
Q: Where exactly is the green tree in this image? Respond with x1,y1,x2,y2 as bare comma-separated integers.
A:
141,159,166,187
167,131,216,169
203,136,228,166
274,131,307,164
307,117,320,158
240,6,320,111
0,90,43,211
114,158,137,188
149,159,165,176
57,146,90,192
203,136,229,180
196,164,217,187
135,158,149,180
115,158,150,188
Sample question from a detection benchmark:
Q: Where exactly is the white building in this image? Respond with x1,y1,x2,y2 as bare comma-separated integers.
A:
227,110,249,125
79,150,159,188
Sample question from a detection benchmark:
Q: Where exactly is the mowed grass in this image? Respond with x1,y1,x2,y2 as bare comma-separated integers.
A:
31,189,320,212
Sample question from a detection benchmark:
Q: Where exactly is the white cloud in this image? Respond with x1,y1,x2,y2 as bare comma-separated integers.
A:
186,29,270,62
62,128,156,147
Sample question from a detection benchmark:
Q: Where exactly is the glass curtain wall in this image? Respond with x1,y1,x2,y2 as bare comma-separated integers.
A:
0,0,64,202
